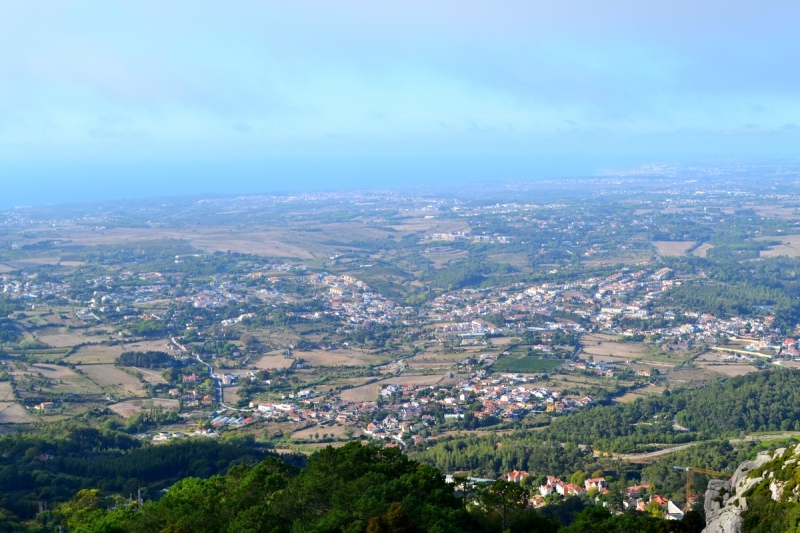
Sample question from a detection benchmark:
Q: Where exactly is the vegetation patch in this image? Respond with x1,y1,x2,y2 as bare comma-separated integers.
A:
493,355,563,373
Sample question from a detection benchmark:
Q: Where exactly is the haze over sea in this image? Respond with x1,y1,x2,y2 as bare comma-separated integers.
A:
1,1,800,207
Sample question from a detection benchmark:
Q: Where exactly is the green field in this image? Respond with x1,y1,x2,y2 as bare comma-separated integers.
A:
493,355,563,373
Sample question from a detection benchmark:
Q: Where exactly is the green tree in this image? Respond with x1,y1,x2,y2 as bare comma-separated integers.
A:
480,480,528,531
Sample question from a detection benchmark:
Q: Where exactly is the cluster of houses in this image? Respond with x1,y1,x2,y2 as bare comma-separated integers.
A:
499,470,686,521
169,388,214,407
1,275,69,299
425,232,512,244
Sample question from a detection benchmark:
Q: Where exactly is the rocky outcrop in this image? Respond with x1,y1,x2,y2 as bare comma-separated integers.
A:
703,450,778,533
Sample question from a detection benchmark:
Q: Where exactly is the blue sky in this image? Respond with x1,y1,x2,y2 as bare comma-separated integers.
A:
1,1,799,206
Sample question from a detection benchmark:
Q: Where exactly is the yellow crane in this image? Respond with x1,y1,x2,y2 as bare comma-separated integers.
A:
673,466,730,511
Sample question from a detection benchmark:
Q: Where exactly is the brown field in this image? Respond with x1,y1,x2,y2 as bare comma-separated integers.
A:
0,403,35,423
663,366,722,388
612,392,646,404
752,206,800,220
41,314,65,326
381,374,446,386
253,354,295,370
422,248,468,269
698,363,760,377
389,217,465,235
11,363,102,394
405,351,461,371
2,257,63,267
19,363,103,394
580,334,650,360
128,367,168,385
65,345,124,364
653,241,695,257
108,398,179,418
0,264,16,273
340,383,382,402
32,363,80,380
0,383,14,402
583,254,651,266
78,365,146,397
292,348,383,367
249,327,300,349
65,339,173,364
12,218,471,264
487,253,530,269
33,226,339,259
758,235,800,258
692,243,714,258
190,235,316,258
292,423,353,440
315,376,379,393
223,386,241,405
339,373,448,402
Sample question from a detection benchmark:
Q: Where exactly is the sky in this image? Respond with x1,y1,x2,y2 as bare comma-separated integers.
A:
1,1,799,207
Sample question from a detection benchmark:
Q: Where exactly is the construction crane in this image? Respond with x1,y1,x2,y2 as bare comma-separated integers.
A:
673,466,730,511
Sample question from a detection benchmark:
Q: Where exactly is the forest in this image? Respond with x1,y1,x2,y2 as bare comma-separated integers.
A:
26,443,700,533
0,422,304,522
115,352,174,368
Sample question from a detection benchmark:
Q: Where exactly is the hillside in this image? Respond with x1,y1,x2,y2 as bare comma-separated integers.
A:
416,369,800,478
704,442,800,533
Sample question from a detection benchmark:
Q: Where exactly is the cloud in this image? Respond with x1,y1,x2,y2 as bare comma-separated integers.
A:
0,0,799,190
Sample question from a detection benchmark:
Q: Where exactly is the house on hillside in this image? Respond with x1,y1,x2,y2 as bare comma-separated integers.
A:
507,470,529,483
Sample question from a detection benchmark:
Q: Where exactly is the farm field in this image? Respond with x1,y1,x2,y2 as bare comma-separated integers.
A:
78,365,147,398
128,367,168,385
338,372,448,401
612,392,646,404
698,363,760,377
0,403,35,424
487,252,530,269
611,384,664,404
661,366,722,388
422,248,468,269
583,253,651,266
10,363,103,395
108,398,179,418
0,383,13,402
493,355,563,373
253,354,295,370
580,334,651,360
64,339,173,364
757,235,800,258
292,348,385,367
405,352,460,371
339,383,381,402
692,243,714,257
291,423,353,440
223,386,241,405
32,363,80,380
36,330,90,347
382,374,447,386
652,241,695,257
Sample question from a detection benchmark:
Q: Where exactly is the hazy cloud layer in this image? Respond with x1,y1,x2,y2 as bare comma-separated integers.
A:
1,1,798,203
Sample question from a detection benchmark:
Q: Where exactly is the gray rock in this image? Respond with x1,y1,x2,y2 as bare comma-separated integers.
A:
703,451,774,533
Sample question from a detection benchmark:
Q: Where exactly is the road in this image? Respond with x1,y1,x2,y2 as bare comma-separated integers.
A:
194,353,253,413
194,354,223,405
614,442,699,462
613,431,800,463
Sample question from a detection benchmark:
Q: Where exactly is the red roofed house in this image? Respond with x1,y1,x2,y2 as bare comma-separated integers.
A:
584,477,607,491
507,470,529,483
